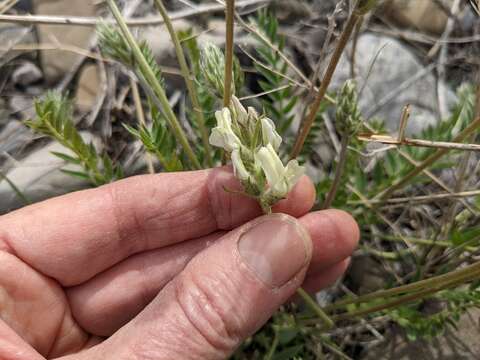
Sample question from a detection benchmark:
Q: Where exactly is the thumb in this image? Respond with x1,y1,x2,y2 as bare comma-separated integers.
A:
81,214,312,360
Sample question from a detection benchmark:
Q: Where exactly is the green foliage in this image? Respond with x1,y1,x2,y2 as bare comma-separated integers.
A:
199,42,244,99
26,92,122,186
98,23,164,86
179,28,222,163
124,103,183,172
389,284,480,341
336,80,362,136
233,308,315,359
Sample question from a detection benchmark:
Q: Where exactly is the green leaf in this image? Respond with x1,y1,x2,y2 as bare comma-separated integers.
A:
60,169,91,180
51,151,81,164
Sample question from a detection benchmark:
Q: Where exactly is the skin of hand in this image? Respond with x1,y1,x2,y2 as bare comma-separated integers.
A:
0,167,359,360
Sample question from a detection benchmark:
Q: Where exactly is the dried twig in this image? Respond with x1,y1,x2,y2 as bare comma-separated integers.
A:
377,117,480,200
224,0,235,107
0,0,268,27
349,190,480,205
358,134,480,152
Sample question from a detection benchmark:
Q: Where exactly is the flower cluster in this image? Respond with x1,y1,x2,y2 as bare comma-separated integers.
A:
336,80,362,137
209,96,304,213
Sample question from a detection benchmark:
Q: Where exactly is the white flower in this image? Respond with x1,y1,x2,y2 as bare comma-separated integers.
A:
256,144,305,197
231,96,248,125
209,108,241,152
231,149,251,181
260,117,282,151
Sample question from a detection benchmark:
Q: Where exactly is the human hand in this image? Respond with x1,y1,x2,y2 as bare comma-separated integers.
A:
0,167,359,359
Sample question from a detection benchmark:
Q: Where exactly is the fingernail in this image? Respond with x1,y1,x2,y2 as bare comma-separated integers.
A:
238,215,311,287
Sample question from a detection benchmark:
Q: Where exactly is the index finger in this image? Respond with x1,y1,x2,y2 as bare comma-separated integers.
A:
0,167,315,286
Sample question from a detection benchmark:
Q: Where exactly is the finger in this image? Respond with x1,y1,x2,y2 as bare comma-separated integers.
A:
0,252,89,358
0,320,44,360
302,209,359,272
67,232,225,336
302,258,351,293
69,214,313,360
66,209,358,337
0,168,315,286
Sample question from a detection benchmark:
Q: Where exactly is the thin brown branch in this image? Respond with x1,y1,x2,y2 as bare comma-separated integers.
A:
224,0,235,107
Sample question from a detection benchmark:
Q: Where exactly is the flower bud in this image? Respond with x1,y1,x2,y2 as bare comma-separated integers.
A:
200,42,244,98
336,80,362,136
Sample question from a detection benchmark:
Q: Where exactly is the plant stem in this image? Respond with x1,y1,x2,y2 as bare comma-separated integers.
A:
296,287,334,329
224,0,235,107
290,5,362,159
130,77,155,174
324,260,480,312
0,171,30,205
106,0,201,170
379,234,478,252
264,328,279,360
376,116,480,200
332,265,480,321
322,136,349,209
153,0,213,167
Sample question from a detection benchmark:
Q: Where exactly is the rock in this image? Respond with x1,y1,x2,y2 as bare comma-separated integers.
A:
362,308,480,359
33,0,97,81
0,24,35,61
12,62,43,86
9,95,35,120
331,34,456,135
74,64,101,113
0,120,33,156
0,132,102,214
381,0,452,35
139,20,193,65
348,255,387,295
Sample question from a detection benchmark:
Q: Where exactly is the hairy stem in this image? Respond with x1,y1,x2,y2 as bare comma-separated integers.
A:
324,260,480,312
130,77,155,174
297,287,335,329
322,136,349,209
153,0,213,167
106,0,201,169
332,265,480,321
264,328,279,360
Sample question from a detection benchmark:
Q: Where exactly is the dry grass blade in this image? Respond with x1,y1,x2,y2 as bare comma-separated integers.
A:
377,116,480,200
358,133,480,151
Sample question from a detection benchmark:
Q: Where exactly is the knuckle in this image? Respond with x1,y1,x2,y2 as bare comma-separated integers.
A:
174,269,244,356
